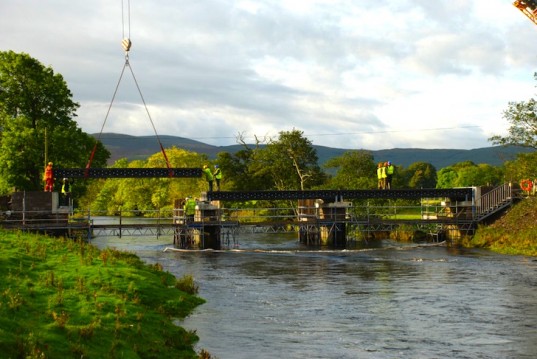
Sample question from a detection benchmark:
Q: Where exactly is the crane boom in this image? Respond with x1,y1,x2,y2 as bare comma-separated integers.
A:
514,0,537,26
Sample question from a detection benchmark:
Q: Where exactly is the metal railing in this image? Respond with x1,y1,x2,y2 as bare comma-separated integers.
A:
474,183,513,221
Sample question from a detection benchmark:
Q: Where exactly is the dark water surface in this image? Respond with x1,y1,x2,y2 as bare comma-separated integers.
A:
91,232,537,359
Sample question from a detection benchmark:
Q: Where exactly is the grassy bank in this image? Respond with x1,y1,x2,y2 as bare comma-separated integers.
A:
0,230,206,358
460,196,537,256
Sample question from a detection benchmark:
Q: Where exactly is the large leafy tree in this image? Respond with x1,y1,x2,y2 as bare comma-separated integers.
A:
324,150,376,189
252,129,325,190
215,143,272,191
0,51,109,193
402,162,437,189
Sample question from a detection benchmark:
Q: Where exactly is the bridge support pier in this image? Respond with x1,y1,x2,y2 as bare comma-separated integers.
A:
196,202,221,249
174,200,222,250
298,199,351,248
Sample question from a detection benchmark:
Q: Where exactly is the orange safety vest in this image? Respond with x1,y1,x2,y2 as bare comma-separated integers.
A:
44,165,53,180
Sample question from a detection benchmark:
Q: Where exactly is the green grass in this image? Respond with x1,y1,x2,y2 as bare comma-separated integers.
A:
0,230,207,358
461,196,537,257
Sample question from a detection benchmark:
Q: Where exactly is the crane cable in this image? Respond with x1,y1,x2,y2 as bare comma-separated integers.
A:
86,0,173,177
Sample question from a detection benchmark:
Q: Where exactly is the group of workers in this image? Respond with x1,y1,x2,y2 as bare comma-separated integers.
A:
202,164,222,192
377,161,395,190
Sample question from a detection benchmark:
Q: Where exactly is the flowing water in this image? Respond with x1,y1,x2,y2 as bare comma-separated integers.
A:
91,229,537,359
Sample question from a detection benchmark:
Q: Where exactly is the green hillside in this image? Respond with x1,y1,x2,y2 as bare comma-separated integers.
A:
93,133,533,169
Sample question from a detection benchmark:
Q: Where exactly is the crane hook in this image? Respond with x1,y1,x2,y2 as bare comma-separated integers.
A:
122,38,132,53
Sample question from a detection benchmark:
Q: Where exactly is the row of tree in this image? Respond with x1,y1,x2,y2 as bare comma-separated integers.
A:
81,133,520,214
1,51,537,214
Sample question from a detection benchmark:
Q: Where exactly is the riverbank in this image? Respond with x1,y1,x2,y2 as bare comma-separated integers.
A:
460,196,537,256
0,230,207,358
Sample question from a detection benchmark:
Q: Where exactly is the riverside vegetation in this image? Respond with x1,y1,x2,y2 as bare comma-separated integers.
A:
0,230,210,358
460,196,537,257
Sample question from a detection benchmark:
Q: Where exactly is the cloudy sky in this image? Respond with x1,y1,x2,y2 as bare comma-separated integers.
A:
2,0,537,150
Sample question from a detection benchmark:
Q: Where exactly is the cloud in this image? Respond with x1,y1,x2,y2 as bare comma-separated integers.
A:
1,0,536,150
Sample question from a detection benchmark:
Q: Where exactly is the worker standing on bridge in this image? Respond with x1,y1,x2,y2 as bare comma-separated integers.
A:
203,164,214,192
213,165,222,191
61,178,71,206
183,196,196,223
377,162,385,190
386,161,395,190
43,162,54,192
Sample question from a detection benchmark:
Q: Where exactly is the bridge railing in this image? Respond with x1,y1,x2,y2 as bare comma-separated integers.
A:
474,183,513,221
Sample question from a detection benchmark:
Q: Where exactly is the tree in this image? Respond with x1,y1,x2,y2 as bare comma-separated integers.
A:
324,150,376,189
0,51,109,193
503,152,537,184
252,129,325,190
402,162,437,189
489,73,537,149
436,167,459,189
215,149,271,192
437,161,504,188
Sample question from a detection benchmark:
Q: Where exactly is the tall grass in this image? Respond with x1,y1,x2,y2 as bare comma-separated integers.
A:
0,230,209,358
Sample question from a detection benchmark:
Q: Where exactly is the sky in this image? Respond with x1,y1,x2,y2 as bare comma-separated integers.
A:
2,0,537,151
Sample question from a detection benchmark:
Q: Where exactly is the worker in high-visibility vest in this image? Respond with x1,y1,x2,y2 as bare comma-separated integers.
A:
43,162,54,192
183,196,197,223
213,165,222,191
61,178,71,205
202,164,214,192
386,161,395,190
377,162,385,190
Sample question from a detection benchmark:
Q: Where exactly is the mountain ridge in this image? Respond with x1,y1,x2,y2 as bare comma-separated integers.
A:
92,133,534,169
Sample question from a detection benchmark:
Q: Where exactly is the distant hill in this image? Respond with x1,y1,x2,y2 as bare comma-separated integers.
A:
92,133,534,169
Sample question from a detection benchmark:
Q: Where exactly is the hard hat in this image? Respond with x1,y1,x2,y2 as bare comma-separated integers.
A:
214,165,219,168
48,162,53,165
203,164,207,168
388,161,391,165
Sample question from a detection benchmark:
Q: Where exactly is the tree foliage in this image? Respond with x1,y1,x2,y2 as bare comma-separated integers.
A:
82,147,208,214
253,129,325,190
0,51,109,193
489,73,537,149
503,152,537,184
401,162,437,189
226,129,325,191
436,161,504,188
324,150,376,189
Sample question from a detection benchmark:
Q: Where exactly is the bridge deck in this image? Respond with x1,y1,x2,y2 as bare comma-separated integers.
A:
207,188,473,201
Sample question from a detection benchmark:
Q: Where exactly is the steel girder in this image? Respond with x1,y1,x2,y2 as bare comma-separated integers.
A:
207,188,473,201
55,168,202,178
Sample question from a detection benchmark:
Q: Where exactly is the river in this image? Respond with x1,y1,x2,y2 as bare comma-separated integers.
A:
90,230,537,359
